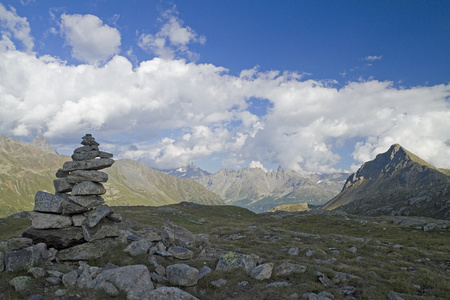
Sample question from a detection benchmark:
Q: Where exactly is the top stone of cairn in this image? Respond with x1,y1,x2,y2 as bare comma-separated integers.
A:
81,134,99,147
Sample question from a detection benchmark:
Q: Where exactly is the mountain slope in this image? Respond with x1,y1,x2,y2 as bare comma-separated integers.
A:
0,135,223,217
0,135,70,217
195,166,342,213
104,159,223,206
322,144,450,219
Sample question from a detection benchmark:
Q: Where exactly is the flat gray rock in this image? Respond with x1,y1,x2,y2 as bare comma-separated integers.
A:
57,238,116,261
67,170,108,184
72,181,106,196
22,226,85,250
30,212,72,229
69,195,104,209
62,158,114,171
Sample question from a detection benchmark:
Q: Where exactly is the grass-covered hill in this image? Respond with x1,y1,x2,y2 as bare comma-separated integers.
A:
0,135,223,218
1,203,449,299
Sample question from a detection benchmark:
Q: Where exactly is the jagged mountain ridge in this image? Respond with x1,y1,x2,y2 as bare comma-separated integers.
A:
322,144,450,219
0,135,223,217
186,166,349,213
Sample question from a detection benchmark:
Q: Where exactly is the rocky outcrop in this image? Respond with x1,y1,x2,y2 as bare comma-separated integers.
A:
23,134,120,251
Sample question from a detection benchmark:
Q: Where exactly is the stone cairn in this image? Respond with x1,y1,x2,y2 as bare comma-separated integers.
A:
23,134,121,250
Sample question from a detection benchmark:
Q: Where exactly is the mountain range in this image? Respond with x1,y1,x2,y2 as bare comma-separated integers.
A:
0,135,222,218
163,164,349,213
322,144,450,219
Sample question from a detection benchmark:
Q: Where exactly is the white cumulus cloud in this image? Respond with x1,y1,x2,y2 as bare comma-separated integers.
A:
0,8,449,173
138,7,205,60
60,14,121,64
0,3,34,52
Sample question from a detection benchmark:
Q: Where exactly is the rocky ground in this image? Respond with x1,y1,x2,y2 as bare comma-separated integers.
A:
1,203,449,299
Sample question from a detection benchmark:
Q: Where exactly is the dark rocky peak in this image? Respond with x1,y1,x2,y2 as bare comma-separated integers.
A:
30,135,58,154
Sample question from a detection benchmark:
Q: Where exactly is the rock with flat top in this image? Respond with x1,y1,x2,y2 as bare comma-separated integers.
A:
72,181,106,196
62,158,114,171
30,212,72,229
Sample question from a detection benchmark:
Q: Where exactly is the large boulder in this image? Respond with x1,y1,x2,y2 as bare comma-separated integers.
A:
22,226,85,250
94,265,154,300
161,221,196,248
166,263,199,287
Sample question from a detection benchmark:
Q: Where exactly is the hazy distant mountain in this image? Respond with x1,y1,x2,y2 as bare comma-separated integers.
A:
30,135,58,154
194,166,347,213
322,144,450,220
0,135,223,217
161,163,211,180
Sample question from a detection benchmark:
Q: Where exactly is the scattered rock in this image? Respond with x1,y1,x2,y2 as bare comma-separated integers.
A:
161,221,196,248
249,263,273,280
348,246,358,253
7,237,33,251
166,263,199,287
94,264,154,300
62,270,78,288
168,246,194,260
124,239,153,256
211,278,228,287
145,286,199,300
288,247,299,255
274,262,307,277
198,265,211,280
9,276,32,291
216,251,259,273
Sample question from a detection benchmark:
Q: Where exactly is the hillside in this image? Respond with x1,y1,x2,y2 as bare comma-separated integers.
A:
0,135,223,217
322,144,450,219
1,203,449,299
103,159,223,206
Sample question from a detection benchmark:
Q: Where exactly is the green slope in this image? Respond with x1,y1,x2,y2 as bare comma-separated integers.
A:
0,135,223,217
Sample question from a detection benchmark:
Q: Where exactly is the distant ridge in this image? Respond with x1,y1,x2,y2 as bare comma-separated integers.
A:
322,144,450,219
30,135,58,154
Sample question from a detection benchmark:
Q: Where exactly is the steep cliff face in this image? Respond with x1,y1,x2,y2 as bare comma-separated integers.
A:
322,144,450,219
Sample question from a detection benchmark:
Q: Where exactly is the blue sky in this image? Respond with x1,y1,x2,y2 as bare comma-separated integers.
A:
0,0,449,173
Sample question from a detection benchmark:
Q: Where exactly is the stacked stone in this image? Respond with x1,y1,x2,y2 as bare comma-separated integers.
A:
23,134,121,250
